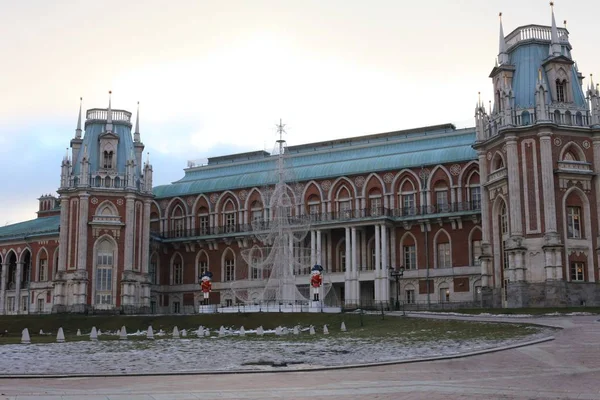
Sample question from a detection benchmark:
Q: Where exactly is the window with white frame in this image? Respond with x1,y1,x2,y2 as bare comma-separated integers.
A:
198,214,209,235
225,212,236,232
436,190,449,212
402,193,415,215
38,258,48,281
339,250,346,272
500,203,508,235
7,297,14,312
251,257,261,280
502,242,510,270
225,259,235,281
308,202,320,217
198,260,208,277
171,206,185,237
149,255,157,285
570,262,584,281
370,195,382,216
437,242,451,268
403,245,416,270
173,262,183,285
370,247,376,271
567,206,581,239
470,186,481,209
472,240,482,266
405,289,415,304
556,79,566,102
339,199,352,218
96,251,113,305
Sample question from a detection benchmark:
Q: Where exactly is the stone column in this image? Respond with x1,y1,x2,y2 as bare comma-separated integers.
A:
310,230,316,266
76,193,89,271
477,151,493,288
344,227,352,306
316,230,322,265
0,262,7,314
539,131,558,233
505,135,523,236
351,227,358,303
124,195,135,271
374,224,381,302
390,227,397,271
15,262,22,314
381,225,389,303
57,197,69,273
361,229,367,271
140,199,152,309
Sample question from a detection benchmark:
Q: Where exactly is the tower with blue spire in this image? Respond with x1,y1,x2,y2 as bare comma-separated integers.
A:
54,92,154,313
474,4,600,308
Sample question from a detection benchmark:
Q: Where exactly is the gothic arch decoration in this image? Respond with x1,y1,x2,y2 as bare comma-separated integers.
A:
360,173,386,198
221,247,236,282
327,177,357,203
151,200,163,219
191,194,212,216
215,191,241,214
561,187,593,282
165,196,189,216
95,200,119,217
247,245,264,279
302,181,325,205
559,141,586,162
195,249,210,281
491,194,509,288
391,169,422,197
334,237,347,273
432,228,452,269
243,188,266,214
36,247,49,282
426,165,453,189
52,246,59,281
467,226,483,267
170,252,184,285
366,236,376,270
490,151,506,171
92,234,118,308
5,250,17,290
170,203,187,237
398,231,418,270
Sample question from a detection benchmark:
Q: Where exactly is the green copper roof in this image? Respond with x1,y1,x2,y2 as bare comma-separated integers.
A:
0,215,60,241
153,126,477,199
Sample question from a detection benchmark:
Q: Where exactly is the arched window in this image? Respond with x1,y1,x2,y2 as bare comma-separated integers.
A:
38,250,48,282
521,110,531,126
222,199,237,233
103,151,114,169
434,231,451,268
434,181,449,213
223,252,235,282
565,110,572,125
336,187,352,219
249,247,262,280
172,254,183,285
398,178,416,216
197,206,209,235
95,239,114,306
554,109,562,124
250,200,263,223
171,205,185,237
368,188,382,216
500,202,508,236
306,194,321,221
556,79,566,102
576,112,583,126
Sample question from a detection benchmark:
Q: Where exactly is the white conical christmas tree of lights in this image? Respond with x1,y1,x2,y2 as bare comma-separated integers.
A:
229,120,337,307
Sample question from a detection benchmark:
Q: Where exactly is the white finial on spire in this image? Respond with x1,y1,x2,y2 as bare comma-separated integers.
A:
549,2,561,57
106,90,113,133
498,12,509,65
134,101,140,142
75,97,83,139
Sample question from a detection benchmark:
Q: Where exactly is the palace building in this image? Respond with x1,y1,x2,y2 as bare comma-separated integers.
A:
1,7,599,314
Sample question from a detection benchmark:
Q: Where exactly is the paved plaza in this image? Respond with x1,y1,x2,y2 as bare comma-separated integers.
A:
0,313,598,400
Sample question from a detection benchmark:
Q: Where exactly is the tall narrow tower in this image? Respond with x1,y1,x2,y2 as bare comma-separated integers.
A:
54,93,154,313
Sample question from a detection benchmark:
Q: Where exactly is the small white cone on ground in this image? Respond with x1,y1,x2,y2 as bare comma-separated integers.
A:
97,329,102,336
76,329,81,336
323,325,329,335
181,329,187,337
275,326,282,336
198,325,204,336
90,327,98,341
340,322,347,332
218,326,225,337
21,328,31,344
204,328,210,337
239,326,246,336
257,326,264,336
39,329,44,335
282,327,289,335
172,326,180,339
56,327,65,343
119,326,127,340
146,326,154,340
309,326,315,335
293,326,300,335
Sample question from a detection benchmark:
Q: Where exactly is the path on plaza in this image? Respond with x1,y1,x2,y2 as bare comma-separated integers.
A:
0,313,598,400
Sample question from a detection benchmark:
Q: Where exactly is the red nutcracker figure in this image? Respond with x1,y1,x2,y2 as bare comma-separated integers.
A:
310,265,323,301
200,271,213,305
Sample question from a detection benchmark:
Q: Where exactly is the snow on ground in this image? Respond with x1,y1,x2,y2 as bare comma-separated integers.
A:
0,327,552,375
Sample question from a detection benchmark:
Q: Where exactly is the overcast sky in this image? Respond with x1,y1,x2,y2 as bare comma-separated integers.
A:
2,0,600,225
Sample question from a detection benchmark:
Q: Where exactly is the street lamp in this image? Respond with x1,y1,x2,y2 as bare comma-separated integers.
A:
389,266,405,313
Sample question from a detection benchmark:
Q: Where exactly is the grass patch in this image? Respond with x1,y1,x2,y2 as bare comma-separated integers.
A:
433,307,600,315
0,313,547,345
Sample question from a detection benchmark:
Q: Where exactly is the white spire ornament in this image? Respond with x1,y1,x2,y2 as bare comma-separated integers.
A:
134,101,140,143
549,2,561,57
498,12,509,65
105,90,113,133
75,97,83,139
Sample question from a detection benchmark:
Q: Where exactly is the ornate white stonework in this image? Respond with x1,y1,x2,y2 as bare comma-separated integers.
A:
501,144,507,153
209,193,219,204
418,168,430,181
486,152,492,160
321,180,332,192
90,197,98,205
554,137,562,147
583,140,591,149
354,176,365,188
186,197,194,206
160,200,168,209
116,199,124,206
238,190,248,201
450,164,461,176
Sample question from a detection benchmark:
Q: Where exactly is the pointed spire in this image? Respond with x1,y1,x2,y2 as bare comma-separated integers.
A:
75,97,83,139
549,2,561,57
106,90,113,133
64,148,69,162
498,12,509,65
134,101,140,142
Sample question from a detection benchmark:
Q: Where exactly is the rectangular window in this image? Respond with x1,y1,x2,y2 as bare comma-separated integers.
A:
472,240,482,266
402,193,415,215
173,301,181,314
556,81,565,103
225,299,233,307
405,289,415,304
436,190,449,212
308,203,320,216
370,248,376,271
37,298,44,313
38,259,47,281
470,186,481,209
251,257,260,280
173,218,184,237
149,259,157,285
7,297,14,312
251,209,263,223
370,196,382,216
199,215,209,235
225,213,236,233
339,200,352,219
198,261,208,277
571,262,585,281
403,245,416,270
225,260,234,281
340,251,346,272
173,263,183,285
567,206,581,239
437,242,451,268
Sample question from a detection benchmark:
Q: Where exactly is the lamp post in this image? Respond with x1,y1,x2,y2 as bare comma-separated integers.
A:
389,266,405,313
